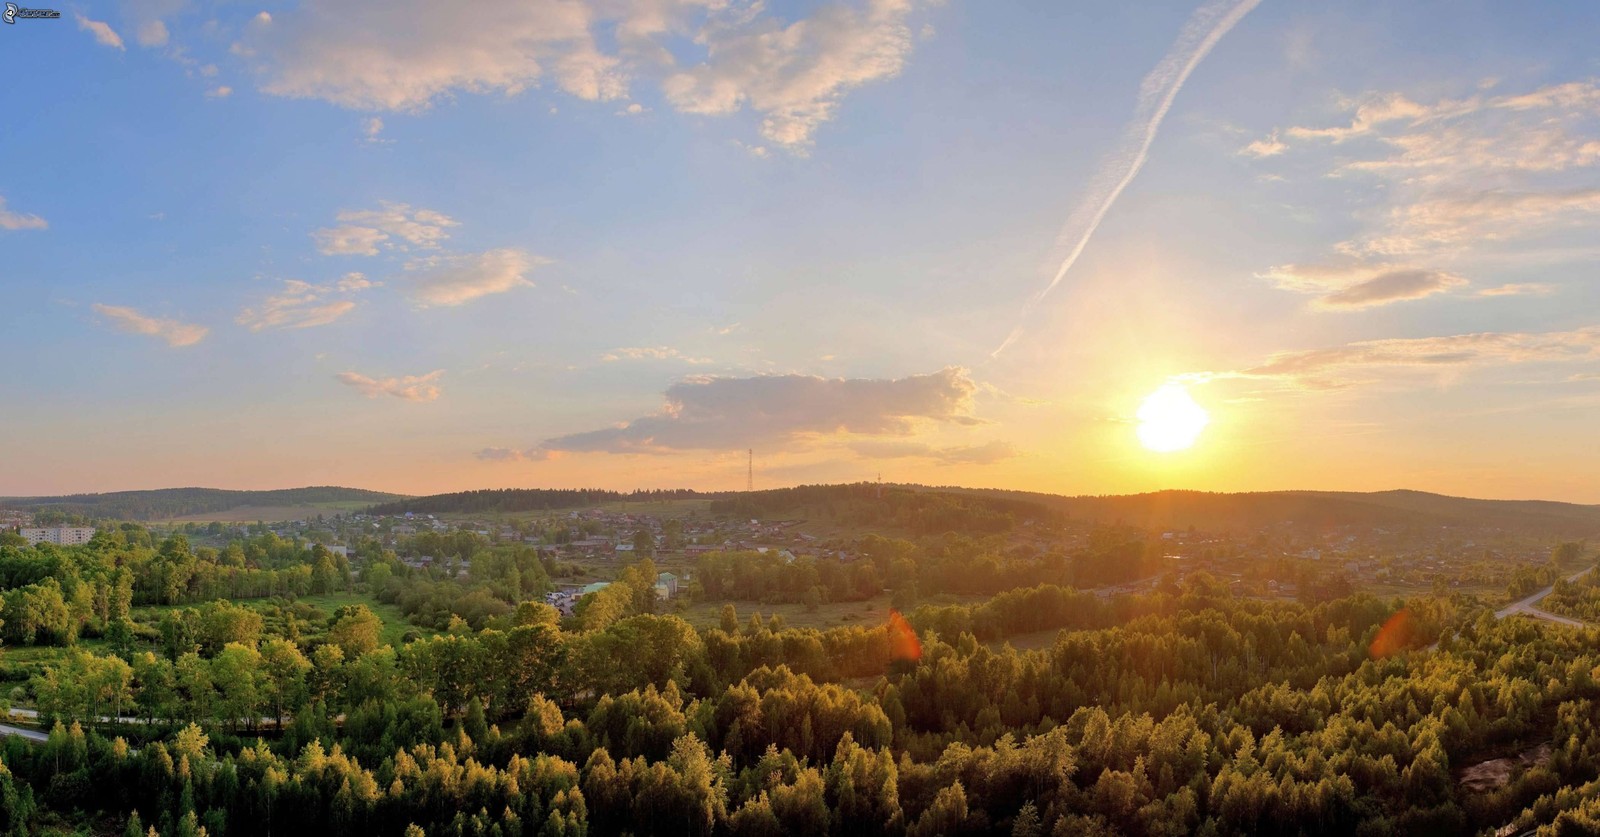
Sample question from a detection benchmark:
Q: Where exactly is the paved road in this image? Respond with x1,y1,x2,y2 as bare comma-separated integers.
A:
0,723,47,744
1494,566,1594,627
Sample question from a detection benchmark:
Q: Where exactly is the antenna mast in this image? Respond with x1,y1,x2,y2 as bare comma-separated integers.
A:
747,449,754,492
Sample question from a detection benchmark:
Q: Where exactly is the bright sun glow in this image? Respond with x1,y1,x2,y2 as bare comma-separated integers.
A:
1136,383,1209,452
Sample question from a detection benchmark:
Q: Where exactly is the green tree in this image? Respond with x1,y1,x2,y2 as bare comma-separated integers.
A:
260,638,311,726
327,605,383,658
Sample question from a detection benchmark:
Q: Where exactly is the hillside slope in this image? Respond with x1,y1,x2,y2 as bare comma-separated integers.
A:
0,487,405,521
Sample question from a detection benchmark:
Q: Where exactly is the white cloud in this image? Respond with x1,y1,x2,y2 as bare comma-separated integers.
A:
236,277,373,331
1476,282,1555,298
92,304,209,347
1260,263,1468,310
0,196,47,231
314,225,387,256
1283,92,1447,143
1191,326,1600,391
1245,79,1600,293
538,366,982,454
1360,189,1600,256
76,15,125,50
601,346,712,364
137,19,169,48
206,85,234,99
475,447,557,463
336,369,444,402
241,0,616,110
1255,81,1600,176
1239,131,1285,158
407,248,543,307
661,0,919,149
336,271,377,292
363,116,385,141
313,202,458,255
236,0,928,151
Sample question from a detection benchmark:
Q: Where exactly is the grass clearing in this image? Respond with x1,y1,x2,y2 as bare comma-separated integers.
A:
985,628,1064,653
677,591,991,632
287,592,433,646
161,501,376,523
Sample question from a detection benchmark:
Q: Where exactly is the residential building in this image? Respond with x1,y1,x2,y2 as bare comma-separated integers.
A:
19,527,96,546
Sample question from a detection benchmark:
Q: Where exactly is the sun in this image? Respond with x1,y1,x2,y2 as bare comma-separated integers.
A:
1136,383,1209,452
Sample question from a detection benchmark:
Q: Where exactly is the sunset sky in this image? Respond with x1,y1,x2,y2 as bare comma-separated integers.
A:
6,0,1600,501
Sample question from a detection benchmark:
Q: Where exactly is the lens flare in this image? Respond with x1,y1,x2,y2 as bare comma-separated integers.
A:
887,609,922,662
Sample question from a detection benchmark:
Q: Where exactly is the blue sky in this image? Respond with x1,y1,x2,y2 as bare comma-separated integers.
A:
5,0,1600,500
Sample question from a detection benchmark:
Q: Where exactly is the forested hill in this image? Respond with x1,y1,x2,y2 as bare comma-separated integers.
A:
367,488,701,515
709,483,1059,534
948,486,1600,537
13,481,1600,536
0,486,402,521
368,484,1057,535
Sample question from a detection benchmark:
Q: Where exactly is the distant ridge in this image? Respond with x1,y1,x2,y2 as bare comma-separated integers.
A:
943,486,1600,538
367,488,699,515
8,482,1599,537
0,486,405,521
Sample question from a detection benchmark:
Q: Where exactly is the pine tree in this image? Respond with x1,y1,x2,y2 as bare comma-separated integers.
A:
1012,802,1041,837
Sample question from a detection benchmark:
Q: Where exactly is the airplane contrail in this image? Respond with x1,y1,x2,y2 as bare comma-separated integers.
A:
991,0,1264,358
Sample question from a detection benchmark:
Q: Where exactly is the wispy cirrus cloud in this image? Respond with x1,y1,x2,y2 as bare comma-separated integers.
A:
236,274,376,331
1186,326,1600,391
601,346,712,364
313,202,458,255
1476,282,1555,298
529,366,982,456
335,369,444,402
407,247,544,307
0,196,48,231
1358,189,1600,256
235,0,928,151
1242,79,1600,303
92,304,209,347
994,0,1263,355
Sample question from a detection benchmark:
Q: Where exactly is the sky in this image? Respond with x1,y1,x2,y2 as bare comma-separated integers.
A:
5,0,1600,502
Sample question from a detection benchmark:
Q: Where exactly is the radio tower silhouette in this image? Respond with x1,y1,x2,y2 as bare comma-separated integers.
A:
747,449,753,492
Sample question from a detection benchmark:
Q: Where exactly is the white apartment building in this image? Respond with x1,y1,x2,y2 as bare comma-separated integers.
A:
19,527,97,546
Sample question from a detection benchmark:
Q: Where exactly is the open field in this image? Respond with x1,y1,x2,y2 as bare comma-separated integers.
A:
287,592,434,646
677,591,991,631
986,627,1065,653
162,501,377,523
